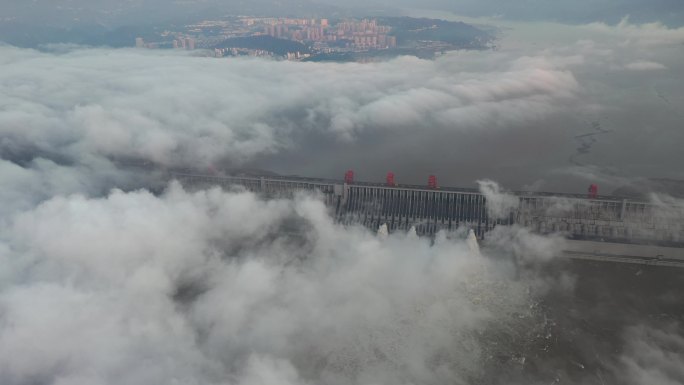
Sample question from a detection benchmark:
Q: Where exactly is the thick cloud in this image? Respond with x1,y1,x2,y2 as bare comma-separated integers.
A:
1,182,679,385
0,42,580,201
0,45,578,164
0,183,545,385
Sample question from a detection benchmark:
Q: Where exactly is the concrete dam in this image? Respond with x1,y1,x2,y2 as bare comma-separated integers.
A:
174,172,684,267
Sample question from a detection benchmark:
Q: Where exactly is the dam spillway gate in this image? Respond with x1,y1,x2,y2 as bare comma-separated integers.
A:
173,173,684,247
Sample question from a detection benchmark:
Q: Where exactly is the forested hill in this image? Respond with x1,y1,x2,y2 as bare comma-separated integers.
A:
379,17,493,47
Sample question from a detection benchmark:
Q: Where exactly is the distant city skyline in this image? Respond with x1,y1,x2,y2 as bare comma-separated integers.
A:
132,15,483,62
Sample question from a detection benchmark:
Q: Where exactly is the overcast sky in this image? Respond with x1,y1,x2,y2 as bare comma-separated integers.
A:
2,0,683,27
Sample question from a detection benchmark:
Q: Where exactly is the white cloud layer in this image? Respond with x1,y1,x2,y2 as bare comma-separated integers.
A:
0,45,579,167
0,184,543,385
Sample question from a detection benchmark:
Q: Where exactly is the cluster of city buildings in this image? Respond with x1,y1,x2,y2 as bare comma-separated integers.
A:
261,18,397,50
135,36,196,50
262,18,328,41
212,47,312,59
172,37,196,50
134,16,398,59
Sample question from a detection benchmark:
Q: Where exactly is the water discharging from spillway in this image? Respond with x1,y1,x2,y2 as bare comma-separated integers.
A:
377,223,389,239
466,229,481,256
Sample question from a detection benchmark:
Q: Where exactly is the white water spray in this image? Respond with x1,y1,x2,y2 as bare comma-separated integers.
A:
467,229,481,256
377,223,389,239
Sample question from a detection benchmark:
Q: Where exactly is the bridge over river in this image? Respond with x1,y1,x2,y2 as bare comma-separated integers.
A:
173,172,684,267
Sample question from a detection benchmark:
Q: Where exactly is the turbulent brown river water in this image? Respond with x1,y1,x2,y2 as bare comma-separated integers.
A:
485,259,684,384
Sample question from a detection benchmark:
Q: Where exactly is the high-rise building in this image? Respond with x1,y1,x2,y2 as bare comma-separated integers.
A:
185,38,195,50
135,37,144,48
378,35,387,46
